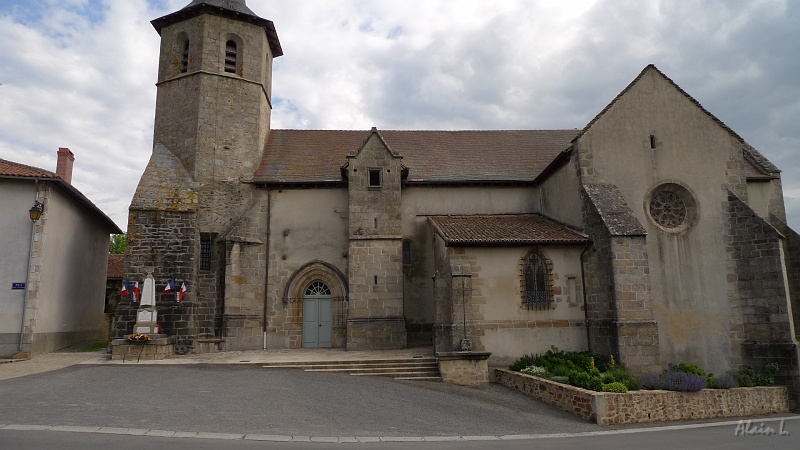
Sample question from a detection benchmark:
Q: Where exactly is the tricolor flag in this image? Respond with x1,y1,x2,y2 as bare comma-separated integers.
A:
120,280,130,297
179,281,187,303
132,281,141,302
163,279,175,294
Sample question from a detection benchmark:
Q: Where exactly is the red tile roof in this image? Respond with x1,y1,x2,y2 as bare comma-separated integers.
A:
107,254,124,279
0,158,122,234
0,158,58,179
253,129,578,184
428,214,588,246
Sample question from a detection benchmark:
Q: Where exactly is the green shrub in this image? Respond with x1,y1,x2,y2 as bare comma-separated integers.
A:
510,354,537,372
587,376,603,392
549,364,573,377
601,373,616,384
602,382,629,393
550,375,569,384
569,371,590,389
707,372,737,389
606,366,640,390
734,363,779,387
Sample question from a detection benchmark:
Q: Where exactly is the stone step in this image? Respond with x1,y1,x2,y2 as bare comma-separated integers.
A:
261,357,436,368
305,365,437,374
291,361,438,370
262,356,441,381
394,376,442,381
351,371,441,378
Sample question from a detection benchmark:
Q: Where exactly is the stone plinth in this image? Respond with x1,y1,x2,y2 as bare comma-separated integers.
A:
111,335,176,361
437,351,491,385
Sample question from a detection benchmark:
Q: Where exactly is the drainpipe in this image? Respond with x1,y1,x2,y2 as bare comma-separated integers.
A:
580,241,591,353
19,181,40,354
262,190,272,350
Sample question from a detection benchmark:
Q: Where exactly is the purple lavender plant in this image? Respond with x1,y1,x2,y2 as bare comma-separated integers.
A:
642,368,706,392
641,371,663,390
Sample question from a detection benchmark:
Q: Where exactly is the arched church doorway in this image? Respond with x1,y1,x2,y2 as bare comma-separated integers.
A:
302,280,333,348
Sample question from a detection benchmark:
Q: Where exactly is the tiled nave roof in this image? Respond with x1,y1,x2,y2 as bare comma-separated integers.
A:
253,129,578,185
428,214,588,246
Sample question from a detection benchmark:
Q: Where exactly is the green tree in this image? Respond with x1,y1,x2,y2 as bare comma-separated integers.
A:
109,233,127,254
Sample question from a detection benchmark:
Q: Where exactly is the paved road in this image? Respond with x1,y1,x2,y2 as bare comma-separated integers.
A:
0,364,600,437
2,418,799,449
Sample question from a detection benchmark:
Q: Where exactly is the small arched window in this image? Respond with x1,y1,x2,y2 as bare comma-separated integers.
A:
180,39,189,73
224,40,238,74
402,240,412,266
523,249,552,310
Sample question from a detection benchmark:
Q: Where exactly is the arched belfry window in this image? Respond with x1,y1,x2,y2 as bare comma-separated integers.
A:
176,32,190,74
522,249,552,310
180,39,189,73
224,40,238,74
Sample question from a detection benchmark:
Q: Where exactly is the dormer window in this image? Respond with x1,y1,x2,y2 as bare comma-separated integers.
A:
368,169,382,188
224,40,237,74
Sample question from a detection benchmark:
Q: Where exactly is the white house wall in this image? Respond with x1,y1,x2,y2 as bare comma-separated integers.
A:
29,186,108,355
0,180,38,357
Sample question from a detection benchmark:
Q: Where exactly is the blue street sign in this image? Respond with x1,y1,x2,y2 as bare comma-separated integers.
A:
12,283,25,290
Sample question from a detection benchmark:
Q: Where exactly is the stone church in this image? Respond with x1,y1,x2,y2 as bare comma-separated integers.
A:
115,0,800,385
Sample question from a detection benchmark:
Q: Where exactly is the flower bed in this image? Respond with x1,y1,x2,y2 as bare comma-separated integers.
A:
495,369,790,425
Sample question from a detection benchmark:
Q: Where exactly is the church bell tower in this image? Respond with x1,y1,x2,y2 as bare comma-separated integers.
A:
119,1,282,353
150,0,282,182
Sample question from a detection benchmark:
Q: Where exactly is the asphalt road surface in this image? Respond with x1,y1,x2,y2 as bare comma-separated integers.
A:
2,364,799,449
0,364,600,437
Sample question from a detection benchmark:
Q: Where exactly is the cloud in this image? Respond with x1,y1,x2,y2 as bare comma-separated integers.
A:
0,0,798,230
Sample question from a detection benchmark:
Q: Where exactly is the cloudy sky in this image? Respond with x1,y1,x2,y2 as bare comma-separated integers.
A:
0,0,798,231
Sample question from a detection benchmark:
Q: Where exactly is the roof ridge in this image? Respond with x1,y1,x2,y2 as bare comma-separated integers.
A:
271,129,579,133
573,64,748,145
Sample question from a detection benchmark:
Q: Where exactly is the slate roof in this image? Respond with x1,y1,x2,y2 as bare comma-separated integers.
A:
152,0,282,57
0,158,122,234
428,214,588,246
583,184,647,236
253,129,578,185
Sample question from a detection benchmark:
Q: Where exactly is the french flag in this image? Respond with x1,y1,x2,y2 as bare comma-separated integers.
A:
163,279,175,294
120,280,130,297
132,281,141,302
179,281,187,303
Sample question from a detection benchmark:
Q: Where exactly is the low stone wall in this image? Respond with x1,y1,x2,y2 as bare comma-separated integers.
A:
437,351,491,385
495,369,790,425
111,336,175,362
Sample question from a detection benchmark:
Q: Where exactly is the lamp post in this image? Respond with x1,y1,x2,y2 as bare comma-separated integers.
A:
29,201,43,222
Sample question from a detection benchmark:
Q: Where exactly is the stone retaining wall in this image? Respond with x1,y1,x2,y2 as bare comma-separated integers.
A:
495,369,789,425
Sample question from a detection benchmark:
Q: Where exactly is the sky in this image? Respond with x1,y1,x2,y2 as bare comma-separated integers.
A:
0,0,798,232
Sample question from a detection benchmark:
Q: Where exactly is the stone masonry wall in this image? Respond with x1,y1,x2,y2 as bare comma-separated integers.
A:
116,210,197,354
496,369,790,425
581,194,619,357
609,236,660,374
726,191,800,408
346,131,406,349
581,186,660,374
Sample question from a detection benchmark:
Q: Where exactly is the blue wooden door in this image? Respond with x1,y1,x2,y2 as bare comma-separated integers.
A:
302,281,332,348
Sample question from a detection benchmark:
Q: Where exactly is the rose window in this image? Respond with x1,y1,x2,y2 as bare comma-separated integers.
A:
649,191,686,229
